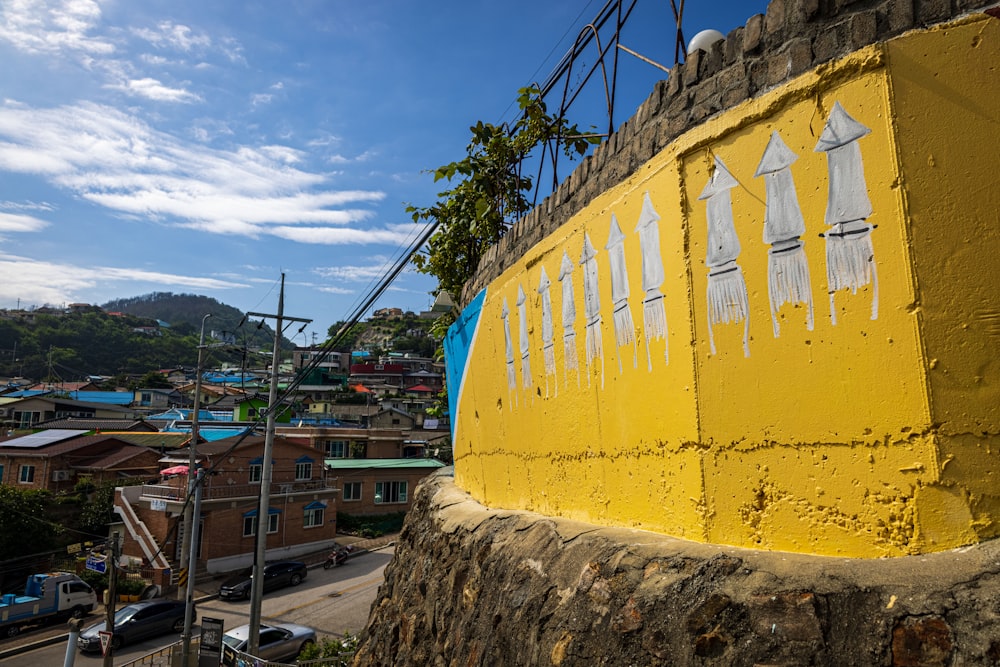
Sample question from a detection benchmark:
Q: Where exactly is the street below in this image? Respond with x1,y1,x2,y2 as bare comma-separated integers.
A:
0,546,393,666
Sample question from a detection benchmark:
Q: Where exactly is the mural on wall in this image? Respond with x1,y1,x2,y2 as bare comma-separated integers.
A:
580,233,606,388
501,298,515,397
700,157,751,357
516,284,533,390
558,251,581,386
816,101,879,324
490,101,878,403
607,214,638,373
538,266,557,395
755,131,815,336
636,191,669,370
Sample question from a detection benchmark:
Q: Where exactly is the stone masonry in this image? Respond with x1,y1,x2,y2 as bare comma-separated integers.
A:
355,470,1000,666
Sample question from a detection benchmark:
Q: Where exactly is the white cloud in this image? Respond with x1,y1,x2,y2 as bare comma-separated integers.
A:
314,256,415,282
0,212,48,232
0,252,247,308
0,101,397,245
251,93,273,107
132,21,210,52
0,0,115,57
0,199,55,211
105,77,202,103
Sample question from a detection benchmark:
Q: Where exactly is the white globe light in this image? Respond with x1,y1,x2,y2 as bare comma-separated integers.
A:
687,29,725,55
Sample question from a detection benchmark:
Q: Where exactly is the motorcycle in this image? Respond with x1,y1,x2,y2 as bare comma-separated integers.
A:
323,545,354,569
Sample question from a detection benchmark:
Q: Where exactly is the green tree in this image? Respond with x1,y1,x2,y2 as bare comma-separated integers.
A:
0,486,61,560
408,85,597,298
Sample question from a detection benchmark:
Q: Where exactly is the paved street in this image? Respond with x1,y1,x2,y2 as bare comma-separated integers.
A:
0,545,393,666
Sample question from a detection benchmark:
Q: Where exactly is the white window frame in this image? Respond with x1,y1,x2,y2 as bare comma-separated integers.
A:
303,506,324,528
19,465,35,484
374,480,407,504
295,461,312,481
325,440,347,458
243,512,279,537
249,463,262,483
343,481,362,502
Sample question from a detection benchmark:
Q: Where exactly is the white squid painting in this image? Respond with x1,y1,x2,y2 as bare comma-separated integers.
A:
606,214,637,373
537,266,557,395
501,298,516,404
699,157,750,357
755,131,815,337
634,191,668,370
815,101,879,324
558,251,580,386
516,284,532,390
580,233,605,388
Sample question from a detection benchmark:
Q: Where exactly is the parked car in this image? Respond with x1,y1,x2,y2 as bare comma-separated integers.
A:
222,621,316,664
217,561,307,601
78,599,192,653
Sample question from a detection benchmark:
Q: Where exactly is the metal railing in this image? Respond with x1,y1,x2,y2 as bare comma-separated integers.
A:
141,478,331,502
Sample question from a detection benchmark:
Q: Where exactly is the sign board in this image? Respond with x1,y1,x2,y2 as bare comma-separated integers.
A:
150,498,167,511
85,555,107,574
199,616,225,667
99,630,113,656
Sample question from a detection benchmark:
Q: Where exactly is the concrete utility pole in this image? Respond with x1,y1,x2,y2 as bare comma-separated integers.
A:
245,273,311,655
179,314,211,586
103,532,119,667
180,468,205,664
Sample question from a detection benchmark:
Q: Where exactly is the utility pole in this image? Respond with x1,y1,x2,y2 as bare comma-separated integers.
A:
103,532,119,667
179,314,211,590
245,274,311,655
180,468,204,664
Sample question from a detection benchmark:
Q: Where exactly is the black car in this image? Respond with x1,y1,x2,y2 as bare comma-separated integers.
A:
78,599,192,652
218,561,307,600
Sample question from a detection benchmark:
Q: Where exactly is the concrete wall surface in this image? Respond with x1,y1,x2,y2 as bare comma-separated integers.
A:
445,12,1000,558
355,470,1000,666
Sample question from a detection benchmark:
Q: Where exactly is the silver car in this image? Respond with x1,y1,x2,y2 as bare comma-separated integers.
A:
221,621,316,664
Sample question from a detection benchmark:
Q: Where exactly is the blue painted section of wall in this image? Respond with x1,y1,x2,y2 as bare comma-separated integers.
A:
444,289,487,441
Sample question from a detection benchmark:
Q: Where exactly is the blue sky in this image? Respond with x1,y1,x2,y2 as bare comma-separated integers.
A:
0,0,767,343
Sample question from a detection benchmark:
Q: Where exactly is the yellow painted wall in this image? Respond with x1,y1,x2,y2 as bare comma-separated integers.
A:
452,16,1000,557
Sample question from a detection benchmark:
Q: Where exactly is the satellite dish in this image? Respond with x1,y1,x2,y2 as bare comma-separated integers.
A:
687,29,725,55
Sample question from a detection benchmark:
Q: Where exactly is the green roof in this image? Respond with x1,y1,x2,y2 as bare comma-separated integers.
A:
325,458,446,470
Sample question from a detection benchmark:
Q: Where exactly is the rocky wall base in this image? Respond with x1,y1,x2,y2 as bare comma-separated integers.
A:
355,470,1000,666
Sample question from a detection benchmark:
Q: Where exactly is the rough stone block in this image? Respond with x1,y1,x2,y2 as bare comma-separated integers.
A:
787,38,813,76
750,592,822,643
892,616,953,667
716,64,747,94
767,51,791,87
667,66,682,97
851,11,878,49
721,84,750,109
916,0,951,24
765,0,787,39
724,26,743,65
683,51,702,86
796,0,821,24
744,14,764,54
812,25,841,62
692,78,719,106
884,0,915,34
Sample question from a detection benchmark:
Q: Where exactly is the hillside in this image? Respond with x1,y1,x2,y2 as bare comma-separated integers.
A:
102,293,286,351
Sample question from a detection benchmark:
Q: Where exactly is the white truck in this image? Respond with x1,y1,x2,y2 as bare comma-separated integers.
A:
0,572,97,638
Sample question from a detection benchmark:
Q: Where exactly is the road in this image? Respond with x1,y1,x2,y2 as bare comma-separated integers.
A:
0,547,393,667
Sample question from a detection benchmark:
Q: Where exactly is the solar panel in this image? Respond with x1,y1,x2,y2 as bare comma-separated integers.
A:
0,429,90,448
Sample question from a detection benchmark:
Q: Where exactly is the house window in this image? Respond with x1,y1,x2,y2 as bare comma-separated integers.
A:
242,509,279,537
140,392,152,406
343,482,361,502
303,502,325,528
324,440,347,458
19,465,35,484
295,456,313,481
0,464,4,482
374,481,407,504
249,458,263,484
392,418,400,425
